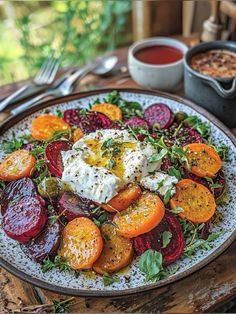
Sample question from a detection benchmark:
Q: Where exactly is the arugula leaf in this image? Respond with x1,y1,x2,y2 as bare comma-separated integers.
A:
167,166,182,179
30,146,45,157
52,129,71,141
183,239,211,256
102,272,120,286
183,230,224,257
214,143,229,161
48,215,59,225
33,157,49,185
55,109,63,118
184,115,210,138
138,249,163,281
163,188,172,205
0,138,24,153
162,231,172,248
0,180,6,191
205,177,223,193
206,230,224,242
171,207,184,214
92,209,109,227
171,144,189,165
148,148,168,163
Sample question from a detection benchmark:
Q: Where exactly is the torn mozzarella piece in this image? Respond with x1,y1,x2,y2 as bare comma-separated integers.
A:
140,171,178,196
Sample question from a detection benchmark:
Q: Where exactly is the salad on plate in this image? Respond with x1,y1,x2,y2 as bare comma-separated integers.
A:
0,91,228,285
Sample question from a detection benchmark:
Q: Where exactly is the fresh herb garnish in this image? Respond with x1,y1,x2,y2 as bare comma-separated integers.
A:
171,207,184,214
91,207,109,227
205,177,223,193
0,138,24,153
214,143,229,161
33,158,49,185
138,249,163,281
52,129,71,141
102,272,120,286
55,109,63,118
41,256,71,273
47,215,59,225
148,148,168,163
184,115,210,138
102,91,143,119
106,159,116,170
171,144,189,166
162,231,172,248
0,180,6,191
80,108,88,115
167,166,182,180
163,188,172,205
179,216,224,257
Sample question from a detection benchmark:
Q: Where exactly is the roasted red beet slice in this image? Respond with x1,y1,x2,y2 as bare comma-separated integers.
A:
161,211,185,266
57,191,92,221
63,108,82,126
78,112,113,134
133,211,184,266
64,109,114,133
21,220,61,262
2,196,47,243
143,103,173,129
0,178,36,215
45,140,72,177
124,116,149,129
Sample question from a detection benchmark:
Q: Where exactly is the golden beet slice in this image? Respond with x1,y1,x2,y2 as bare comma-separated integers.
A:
93,224,133,274
58,217,103,270
170,179,216,223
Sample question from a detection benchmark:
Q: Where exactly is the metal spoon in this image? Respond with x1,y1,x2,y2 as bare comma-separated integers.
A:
93,55,118,75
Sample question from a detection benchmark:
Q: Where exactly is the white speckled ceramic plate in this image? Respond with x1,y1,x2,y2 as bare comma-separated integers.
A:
0,89,235,296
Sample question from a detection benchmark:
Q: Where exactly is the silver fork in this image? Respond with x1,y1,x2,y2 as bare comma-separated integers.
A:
11,55,118,116
0,56,60,111
11,65,93,116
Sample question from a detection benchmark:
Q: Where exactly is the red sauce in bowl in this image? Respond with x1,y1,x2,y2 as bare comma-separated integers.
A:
134,45,183,65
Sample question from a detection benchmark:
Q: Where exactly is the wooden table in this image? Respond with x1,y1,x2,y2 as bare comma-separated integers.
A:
0,47,236,313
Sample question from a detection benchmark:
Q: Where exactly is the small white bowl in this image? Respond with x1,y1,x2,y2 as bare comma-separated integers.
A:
128,37,188,91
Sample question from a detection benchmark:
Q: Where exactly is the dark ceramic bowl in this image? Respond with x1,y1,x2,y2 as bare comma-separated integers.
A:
184,41,236,128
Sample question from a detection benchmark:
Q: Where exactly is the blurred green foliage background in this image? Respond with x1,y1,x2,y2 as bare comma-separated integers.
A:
0,0,131,85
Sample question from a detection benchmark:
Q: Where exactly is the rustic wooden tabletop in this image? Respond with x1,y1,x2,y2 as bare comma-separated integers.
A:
0,47,235,313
